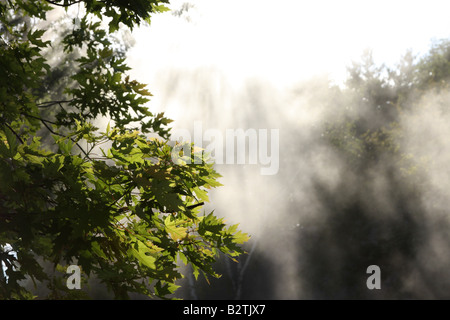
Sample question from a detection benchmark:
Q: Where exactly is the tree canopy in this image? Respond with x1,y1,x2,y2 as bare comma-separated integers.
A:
0,0,248,299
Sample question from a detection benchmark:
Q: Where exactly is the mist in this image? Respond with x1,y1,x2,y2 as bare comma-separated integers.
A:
121,1,450,299
12,0,449,299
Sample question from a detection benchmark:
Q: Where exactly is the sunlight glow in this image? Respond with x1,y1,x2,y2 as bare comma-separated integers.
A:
128,0,450,89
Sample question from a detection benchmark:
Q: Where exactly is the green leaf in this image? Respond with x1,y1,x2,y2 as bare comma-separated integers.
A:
106,121,111,135
193,187,209,203
201,177,223,188
130,240,157,269
4,127,19,157
165,216,187,241
28,29,49,47
58,139,73,155
178,252,188,265
191,265,200,280
198,212,225,236
154,281,180,298
91,241,108,260
233,230,251,244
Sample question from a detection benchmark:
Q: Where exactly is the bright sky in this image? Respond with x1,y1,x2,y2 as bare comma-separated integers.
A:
128,0,450,89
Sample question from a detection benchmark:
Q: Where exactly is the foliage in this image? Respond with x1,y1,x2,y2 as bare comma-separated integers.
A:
0,0,248,299
287,42,450,300
323,44,450,173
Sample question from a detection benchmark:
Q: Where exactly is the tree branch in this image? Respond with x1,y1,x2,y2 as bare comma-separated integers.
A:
39,119,90,159
24,112,90,160
36,100,73,108
45,0,83,7
19,112,92,159
22,112,58,125
3,122,24,144
186,202,204,210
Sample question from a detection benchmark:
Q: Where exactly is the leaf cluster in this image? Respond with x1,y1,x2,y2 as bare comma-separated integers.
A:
0,0,249,299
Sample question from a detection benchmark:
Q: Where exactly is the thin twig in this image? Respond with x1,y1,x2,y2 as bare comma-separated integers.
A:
45,0,83,7
2,123,24,144
39,118,90,159
36,100,72,108
186,202,204,210
22,112,58,125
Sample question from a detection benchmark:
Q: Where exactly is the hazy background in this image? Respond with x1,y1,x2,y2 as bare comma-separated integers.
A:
117,0,450,299
128,0,450,89
115,0,450,299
